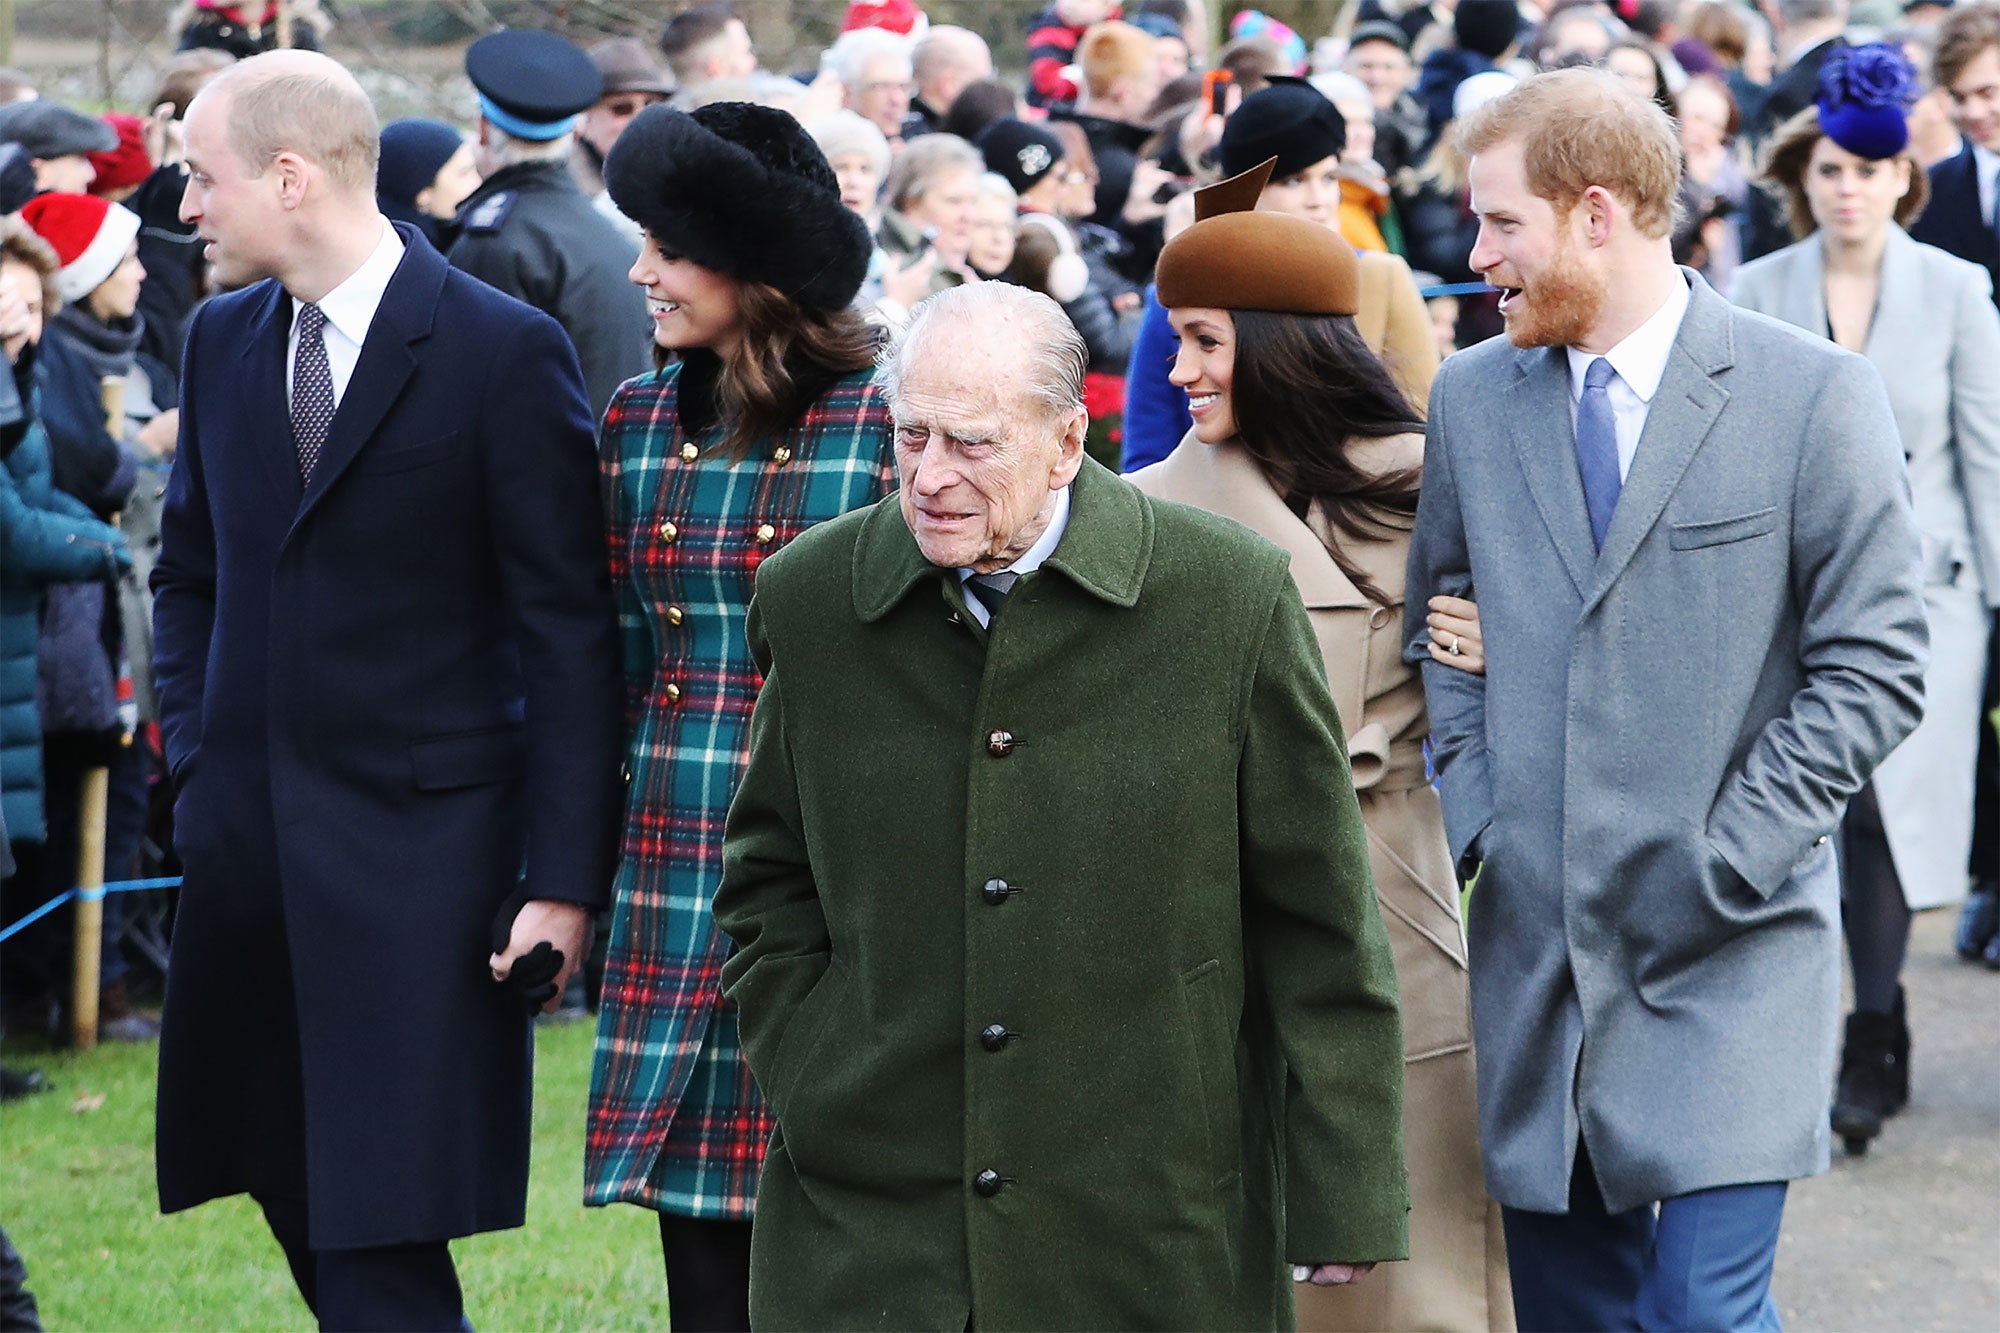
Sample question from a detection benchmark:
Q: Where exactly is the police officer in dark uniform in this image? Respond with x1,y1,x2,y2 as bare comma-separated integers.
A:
449,29,652,419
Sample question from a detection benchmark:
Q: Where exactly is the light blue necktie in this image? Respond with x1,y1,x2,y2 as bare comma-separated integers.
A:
1576,357,1621,552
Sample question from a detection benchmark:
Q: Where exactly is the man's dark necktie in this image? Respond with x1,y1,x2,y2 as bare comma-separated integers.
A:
292,301,334,482
1575,356,1622,551
965,570,1019,624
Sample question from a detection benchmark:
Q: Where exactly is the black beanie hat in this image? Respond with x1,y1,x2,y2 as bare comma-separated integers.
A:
1218,76,1346,181
1455,0,1521,61
605,102,871,312
976,119,1065,197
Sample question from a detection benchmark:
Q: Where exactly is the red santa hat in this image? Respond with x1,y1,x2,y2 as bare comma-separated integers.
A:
21,192,142,303
87,113,154,197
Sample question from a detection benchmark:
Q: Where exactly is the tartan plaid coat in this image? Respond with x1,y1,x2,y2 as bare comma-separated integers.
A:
585,361,895,1216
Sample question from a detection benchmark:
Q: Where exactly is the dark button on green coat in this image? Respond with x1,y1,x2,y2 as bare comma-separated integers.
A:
717,459,1409,1331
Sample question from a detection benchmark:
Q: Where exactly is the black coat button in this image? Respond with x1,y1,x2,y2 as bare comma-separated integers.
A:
982,878,1011,905
979,1024,1010,1052
974,1169,1004,1197
986,729,1015,757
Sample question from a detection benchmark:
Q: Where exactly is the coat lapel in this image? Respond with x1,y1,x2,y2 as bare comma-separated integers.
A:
1504,344,1597,599
1150,436,1369,609
1867,227,1925,361
290,227,443,530
1583,274,1734,612
239,280,304,509
1781,233,1828,341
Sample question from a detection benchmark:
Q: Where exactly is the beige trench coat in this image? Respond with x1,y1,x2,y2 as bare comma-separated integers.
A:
1132,433,1510,1333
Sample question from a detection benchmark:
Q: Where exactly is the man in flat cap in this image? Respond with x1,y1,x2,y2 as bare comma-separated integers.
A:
448,28,650,419
0,100,117,196
571,37,671,206
713,281,1408,1330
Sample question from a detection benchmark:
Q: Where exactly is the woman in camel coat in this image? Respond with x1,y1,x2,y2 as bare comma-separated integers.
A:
1129,159,1510,1333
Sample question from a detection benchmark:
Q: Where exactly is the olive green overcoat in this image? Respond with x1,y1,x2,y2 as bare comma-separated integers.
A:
715,459,1408,1331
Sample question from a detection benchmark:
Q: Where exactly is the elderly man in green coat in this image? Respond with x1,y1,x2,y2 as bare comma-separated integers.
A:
715,283,1408,1332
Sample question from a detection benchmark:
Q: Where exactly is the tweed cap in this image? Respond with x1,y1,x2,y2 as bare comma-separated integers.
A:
1153,158,1359,316
0,100,117,160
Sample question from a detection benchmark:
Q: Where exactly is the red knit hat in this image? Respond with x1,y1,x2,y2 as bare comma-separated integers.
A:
841,0,927,36
21,192,141,302
87,113,152,197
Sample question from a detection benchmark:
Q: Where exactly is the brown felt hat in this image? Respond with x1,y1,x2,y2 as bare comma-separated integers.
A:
1153,157,1360,316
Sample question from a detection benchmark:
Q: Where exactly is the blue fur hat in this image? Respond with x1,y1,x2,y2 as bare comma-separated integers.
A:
1815,43,1917,160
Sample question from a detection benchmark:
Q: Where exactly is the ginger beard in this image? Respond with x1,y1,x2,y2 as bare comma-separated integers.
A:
1499,221,1610,350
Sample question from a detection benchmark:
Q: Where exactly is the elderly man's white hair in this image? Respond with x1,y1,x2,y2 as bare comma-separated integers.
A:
827,25,913,93
878,284,1087,422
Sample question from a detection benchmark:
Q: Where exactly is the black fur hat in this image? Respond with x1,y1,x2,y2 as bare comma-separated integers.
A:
605,102,871,312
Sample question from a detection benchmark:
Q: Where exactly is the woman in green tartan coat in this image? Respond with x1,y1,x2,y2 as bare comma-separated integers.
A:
583,104,894,1331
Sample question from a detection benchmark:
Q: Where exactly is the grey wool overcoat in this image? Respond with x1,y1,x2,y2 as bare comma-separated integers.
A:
715,458,1409,1330
1404,272,1930,1214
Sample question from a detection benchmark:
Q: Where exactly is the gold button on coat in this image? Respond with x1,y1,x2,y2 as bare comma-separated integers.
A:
680,443,699,462
754,523,776,543
658,520,677,542
772,446,792,465
666,683,681,703
667,605,684,626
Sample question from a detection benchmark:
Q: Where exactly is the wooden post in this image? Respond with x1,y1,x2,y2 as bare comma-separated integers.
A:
276,1,295,51
69,374,127,1050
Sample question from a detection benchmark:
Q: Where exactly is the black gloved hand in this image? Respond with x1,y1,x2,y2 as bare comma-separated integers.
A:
501,940,565,1014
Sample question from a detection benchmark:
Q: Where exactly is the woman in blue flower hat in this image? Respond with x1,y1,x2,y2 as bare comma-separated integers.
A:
1733,42,2000,1156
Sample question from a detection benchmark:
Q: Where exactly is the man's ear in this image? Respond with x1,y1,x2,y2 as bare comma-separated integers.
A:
272,151,310,209
1578,185,1618,248
1051,407,1089,487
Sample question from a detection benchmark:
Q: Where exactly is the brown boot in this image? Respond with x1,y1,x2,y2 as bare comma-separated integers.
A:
97,978,160,1043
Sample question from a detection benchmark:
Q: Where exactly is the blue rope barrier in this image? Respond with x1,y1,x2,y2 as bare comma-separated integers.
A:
1419,282,1498,298
0,876,183,945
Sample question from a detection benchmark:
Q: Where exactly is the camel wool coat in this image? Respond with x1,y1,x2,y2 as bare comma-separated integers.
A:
715,458,1408,1331
1132,433,1510,1333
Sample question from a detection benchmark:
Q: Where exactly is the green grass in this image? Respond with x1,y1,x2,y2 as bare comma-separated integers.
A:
1,1021,670,1331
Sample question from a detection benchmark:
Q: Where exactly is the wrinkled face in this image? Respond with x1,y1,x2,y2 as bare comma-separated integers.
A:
180,90,289,290
1156,36,1191,86
1166,306,1238,445
0,257,45,360
905,166,979,259
967,192,1017,275
36,154,95,195
828,150,882,216
1802,135,1911,244
580,90,664,159
418,143,481,221
1946,45,2000,150
892,324,1084,571
1259,154,1343,231
1334,99,1377,162
1468,138,1608,349
87,243,146,322
629,231,745,357
854,54,914,138
1345,40,1413,110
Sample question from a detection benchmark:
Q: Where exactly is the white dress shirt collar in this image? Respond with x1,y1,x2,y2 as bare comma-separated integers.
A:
1564,271,1691,407
308,217,404,350
957,484,1072,626
1972,141,1999,227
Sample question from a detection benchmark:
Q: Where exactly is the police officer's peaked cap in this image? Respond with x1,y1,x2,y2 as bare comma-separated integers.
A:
465,29,603,141
605,102,870,313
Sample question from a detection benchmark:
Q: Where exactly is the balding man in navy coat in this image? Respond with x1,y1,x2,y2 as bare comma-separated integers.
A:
152,51,620,1331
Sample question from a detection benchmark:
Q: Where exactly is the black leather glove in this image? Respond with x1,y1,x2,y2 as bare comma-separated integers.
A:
500,940,565,1014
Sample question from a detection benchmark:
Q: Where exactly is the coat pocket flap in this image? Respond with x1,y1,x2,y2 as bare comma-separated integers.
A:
410,726,526,790
353,431,461,476
1669,506,1779,550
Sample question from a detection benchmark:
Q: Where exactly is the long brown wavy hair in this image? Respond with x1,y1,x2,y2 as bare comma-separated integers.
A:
663,280,880,460
1229,310,1425,607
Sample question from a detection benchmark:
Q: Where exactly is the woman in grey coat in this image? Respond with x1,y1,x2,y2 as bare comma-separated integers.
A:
1731,46,2000,1156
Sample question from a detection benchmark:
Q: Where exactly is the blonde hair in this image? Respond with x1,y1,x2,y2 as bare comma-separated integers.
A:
1758,106,1930,240
203,50,378,195
1079,21,1158,99
1455,66,1682,239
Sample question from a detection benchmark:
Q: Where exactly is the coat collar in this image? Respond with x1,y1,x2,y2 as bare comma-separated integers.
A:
853,456,1153,623
1148,432,1420,609
1504,267,1734,604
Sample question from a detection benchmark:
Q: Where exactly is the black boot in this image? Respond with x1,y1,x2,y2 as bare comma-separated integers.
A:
1832,1008,1903,1155
1885,986,1910,1116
